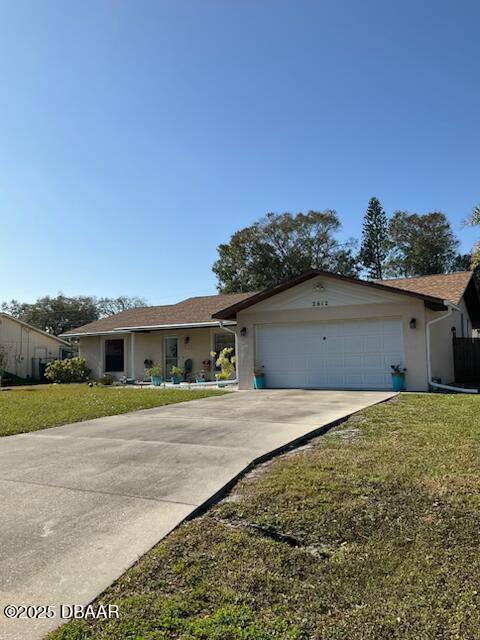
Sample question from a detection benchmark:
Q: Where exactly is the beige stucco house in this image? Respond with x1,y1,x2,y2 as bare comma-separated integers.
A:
62,293,251,383
62,270,479,392
0,313,72,380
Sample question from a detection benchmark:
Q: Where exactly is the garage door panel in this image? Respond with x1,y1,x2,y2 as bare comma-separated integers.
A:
324,337,344,353
383,335,403,350
363,354,385,369
344,373,364,387
344,355,364,369
322,356,344,370
256,319,404,390
268,372,307,388
364,373,390,388
364,335,383,351
325,373,346,387
305,357,327,371
342,336,362,353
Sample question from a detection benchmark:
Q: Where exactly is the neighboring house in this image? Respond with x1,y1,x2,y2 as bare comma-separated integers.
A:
0,313,72,380
62,270,480,392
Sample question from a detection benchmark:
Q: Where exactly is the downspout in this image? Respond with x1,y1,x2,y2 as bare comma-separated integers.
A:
426,301,477,394
219,321,238,383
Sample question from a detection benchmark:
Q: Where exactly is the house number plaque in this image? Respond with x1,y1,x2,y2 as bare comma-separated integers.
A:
312,300,329,307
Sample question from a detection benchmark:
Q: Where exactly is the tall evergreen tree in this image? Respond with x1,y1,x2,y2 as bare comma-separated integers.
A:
359,197,389,280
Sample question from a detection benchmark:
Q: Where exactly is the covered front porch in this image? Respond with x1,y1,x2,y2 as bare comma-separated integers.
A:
79,325,237,383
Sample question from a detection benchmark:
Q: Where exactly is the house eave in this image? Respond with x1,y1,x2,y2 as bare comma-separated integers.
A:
61,320,236,338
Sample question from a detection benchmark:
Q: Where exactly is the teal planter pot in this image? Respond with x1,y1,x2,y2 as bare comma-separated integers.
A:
216,375,229,388
171,376,182,385
151,375,163,386
391,373,406,392
253,375,266,390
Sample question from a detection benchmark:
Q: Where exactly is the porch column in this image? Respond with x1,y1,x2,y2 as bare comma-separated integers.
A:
99,338,105,377
130,332,135,379
234,329,239,380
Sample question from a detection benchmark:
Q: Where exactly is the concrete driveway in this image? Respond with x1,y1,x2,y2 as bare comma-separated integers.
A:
0,389,394,639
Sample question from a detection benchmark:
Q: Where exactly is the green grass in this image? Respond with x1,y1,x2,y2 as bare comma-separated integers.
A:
49,393,480,640
0,384,225,437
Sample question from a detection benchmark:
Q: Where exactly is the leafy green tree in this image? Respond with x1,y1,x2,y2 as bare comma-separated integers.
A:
1,294,148,335
452,253,473,271
96,296,148,316
387,211,459,277
1,295,99,335
213,210,358,292
359,197,390,280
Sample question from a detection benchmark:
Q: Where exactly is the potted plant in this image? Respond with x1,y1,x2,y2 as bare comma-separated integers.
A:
390,364,406,392
170,365,183,384
196,370,207,384
211,348,236,387
215,371,230,388
145,363,163,386
253,366,265,390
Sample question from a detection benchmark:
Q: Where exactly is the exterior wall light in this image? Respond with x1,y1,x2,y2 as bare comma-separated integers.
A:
184,336,190,344
451,326,457,337
240,327,247,337
409,318,416,329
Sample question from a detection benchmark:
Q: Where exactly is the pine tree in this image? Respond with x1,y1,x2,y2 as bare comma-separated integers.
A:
359,197,389,280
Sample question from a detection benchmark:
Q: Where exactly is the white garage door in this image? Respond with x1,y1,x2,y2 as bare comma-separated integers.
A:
256,319,404,390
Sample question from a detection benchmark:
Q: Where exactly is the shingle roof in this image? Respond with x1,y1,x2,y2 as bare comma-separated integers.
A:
63,271,475,337
62,292,255,336
212,269,452,319
377,271,473,306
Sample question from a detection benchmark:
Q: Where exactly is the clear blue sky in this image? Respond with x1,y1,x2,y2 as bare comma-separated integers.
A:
1,0,478,305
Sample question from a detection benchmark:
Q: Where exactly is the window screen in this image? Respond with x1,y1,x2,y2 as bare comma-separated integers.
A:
214,333,235,354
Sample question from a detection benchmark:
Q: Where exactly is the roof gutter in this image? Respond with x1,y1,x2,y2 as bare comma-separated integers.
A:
62,320,236,338
426,300,478,394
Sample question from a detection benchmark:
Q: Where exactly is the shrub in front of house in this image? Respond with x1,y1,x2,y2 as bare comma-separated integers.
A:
44,357,91,384
98,373,115,385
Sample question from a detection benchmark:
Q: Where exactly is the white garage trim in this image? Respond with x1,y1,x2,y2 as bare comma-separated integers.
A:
255,318,404,390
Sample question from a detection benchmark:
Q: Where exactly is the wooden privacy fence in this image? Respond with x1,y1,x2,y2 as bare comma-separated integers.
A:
453,338,480,383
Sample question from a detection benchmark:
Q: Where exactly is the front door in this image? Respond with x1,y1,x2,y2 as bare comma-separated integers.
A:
164,337,179,378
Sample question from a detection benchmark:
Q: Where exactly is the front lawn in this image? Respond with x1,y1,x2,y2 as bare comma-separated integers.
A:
49,394,480,640
0,385,225,437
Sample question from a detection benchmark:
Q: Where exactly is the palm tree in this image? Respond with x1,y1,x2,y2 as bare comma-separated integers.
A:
466,204,480,268
467,204,480,226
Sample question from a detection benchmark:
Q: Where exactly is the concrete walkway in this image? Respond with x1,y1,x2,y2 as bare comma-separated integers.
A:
0,389,395,639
